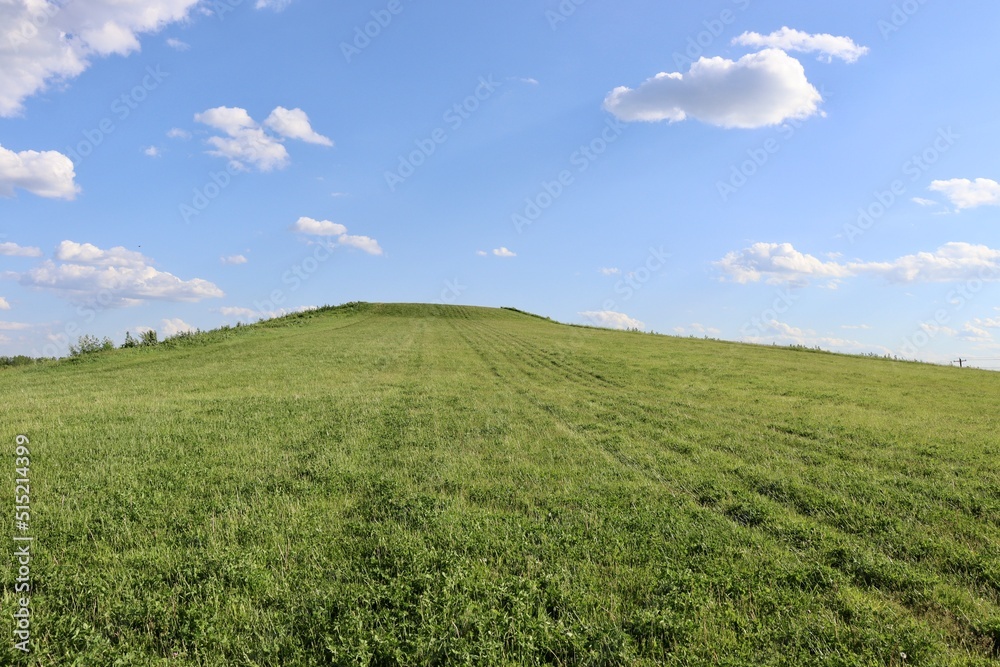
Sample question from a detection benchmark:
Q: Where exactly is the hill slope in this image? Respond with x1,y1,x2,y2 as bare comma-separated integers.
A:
2,303,998,666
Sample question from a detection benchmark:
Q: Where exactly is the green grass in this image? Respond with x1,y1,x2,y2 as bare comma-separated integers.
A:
2,302,998,666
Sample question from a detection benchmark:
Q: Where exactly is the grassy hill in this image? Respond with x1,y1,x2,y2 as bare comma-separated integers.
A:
2,303,998,666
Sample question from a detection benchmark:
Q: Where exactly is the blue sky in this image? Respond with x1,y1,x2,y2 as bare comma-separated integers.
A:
2,0,1000,369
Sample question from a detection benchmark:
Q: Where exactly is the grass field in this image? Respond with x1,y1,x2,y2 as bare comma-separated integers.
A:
2,302,998,666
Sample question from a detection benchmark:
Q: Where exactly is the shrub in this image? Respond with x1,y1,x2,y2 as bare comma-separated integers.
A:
70,335,114,357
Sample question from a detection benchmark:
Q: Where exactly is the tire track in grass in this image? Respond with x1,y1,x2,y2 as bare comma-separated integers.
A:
451,317,1000,651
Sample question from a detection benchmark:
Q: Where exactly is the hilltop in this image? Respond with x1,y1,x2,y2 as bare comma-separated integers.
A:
2,303,998,666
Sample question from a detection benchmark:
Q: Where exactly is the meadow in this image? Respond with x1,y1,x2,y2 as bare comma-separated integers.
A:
1,302,998,666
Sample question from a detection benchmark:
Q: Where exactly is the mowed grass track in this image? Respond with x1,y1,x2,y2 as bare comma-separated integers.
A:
1,303,999,666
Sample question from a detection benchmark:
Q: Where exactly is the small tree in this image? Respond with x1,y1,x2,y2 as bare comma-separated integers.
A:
122,331,139,349
70,334,112,357
140,329,158,347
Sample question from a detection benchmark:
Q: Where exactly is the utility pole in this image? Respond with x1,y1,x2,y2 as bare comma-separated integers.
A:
954,358,966,368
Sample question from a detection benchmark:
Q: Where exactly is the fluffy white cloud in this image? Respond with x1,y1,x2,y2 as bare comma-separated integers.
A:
161,318,195,337
194,105,331,171
221,254,248,265
338,235,383,256
0,242,43,257
604,49,822,129
580,311,645,330
195,107,288,171
291,217,383,256
958,323,992,343
715,242,851,285
0,0,202,117
17,241,223,306
0,144,79,199
166,38,189,51
718,242,1000,285
54,241,146,268
599,267,621,276
733,28,869,63
929,178,1000,210
143,146,160,157
493,247,516,258
291,217,347,236
912,197,939,207
0,297,9,311
859,243,1000,283
167,128,191,140
264,107,333,146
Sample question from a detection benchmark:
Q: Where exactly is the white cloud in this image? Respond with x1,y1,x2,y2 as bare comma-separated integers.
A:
0,242,43,258
195,106,287,171
143,146,160,157
841,324,872,330
733,27,869,63
718,242,1000,285
958,323,992,343
929,178,1000,210
580,311,645,330
0,297,9,311
167,128,191,140
291,217,382,256
217,306,258,319
476,250,488,257
264,107,333,146
221,254,248,265
0,321,31,331
493,247,516,258
0,0,202,117
599,267,621,276
17,241,223,307
604,49,822,129
161,318,195,337
291,217,347,236
859,242,1000,283
54,241,146,268
194,105,330,172
912,197,940,207
715,242,850,285
166,37,190,51
0,144,79,199
337,235,383,256
673,323,721,336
